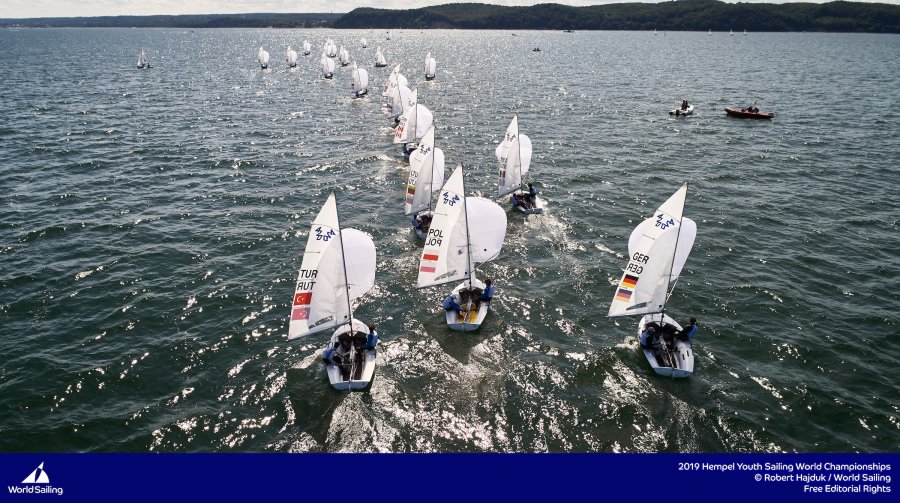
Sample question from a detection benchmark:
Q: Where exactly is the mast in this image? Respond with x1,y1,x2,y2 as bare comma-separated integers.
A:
428,135,437,212
660,183,688,322
516,114,524,191
461,164,474,294
333,191,355,332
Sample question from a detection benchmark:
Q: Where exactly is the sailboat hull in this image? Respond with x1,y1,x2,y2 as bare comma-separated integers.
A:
669,105,694,116
326,319,377,390
638,314,694,378
446,280,489,331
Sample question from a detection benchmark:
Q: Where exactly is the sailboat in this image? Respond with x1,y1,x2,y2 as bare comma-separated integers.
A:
286,46,298,68
496,115,541,214
730,29,734,36
394,88,434,156
321,53,335,79
350,62,369,98
288,192,378,391
424,52,437,81
324,39,338,58
383,64,406,97
406,126,446,239
361,37,368,48
744,29,748,36
258,47,270,70
608,184,698,378
417,165,507,331
302,40,312,56
338,46,351,67
387,80,411,125
374,47,388,67
708,29,712,36
137,48,150,69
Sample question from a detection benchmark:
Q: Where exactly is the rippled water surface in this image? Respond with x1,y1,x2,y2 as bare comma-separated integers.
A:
1,28,899,453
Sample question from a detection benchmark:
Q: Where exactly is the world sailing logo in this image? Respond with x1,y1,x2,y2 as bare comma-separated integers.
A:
7,462,64,495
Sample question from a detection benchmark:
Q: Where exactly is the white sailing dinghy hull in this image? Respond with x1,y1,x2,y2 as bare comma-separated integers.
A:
670,105,694,116
512,193,544,214
446,279,489,331
638,314,694,378
325,319,377,390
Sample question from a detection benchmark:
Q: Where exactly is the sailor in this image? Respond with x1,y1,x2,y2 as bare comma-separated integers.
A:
526,183,538,206
479,279,494,303
359,324,379,352
442,294,462,315
639,325,656,349
677,317,698,341
681,99,688,111
322,344,336,363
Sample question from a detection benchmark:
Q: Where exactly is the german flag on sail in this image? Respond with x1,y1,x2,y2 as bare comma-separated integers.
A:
615,288,632,302
420,252,439,273
620,274,638,289
407,184,416,195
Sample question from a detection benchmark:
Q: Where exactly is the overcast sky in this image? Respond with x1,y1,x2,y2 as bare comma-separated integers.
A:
2,0,898,19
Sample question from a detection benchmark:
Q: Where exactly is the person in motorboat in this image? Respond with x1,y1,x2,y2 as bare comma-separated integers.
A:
681,100,689,111
676,317,698,341
443,294,463,316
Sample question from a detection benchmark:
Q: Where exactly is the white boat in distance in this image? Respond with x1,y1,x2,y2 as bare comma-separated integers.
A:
288,192,378,391
286,46,298,68
361,37,368,48
496,115,541,214
424,52,436,81
258,47,270,69
137,48,150,69
339,46,351,67
321,54,336,79
417,165,507,332
324,39,338,58
608,184,698,378
406,126,446,240
350,62,369,98
302,40,312,55
374,47,388,67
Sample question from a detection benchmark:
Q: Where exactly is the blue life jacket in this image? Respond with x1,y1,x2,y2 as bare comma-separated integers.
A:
322,346,334,361
529,186,537,197
442,296,455,309
684,324,698,340
363,330,379,350
480,284,494,301
640,331,652,348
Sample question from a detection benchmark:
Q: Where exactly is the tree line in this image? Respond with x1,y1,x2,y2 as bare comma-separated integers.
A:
3,1,898,34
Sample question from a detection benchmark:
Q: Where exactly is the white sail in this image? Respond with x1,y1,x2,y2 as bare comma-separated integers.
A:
361,37,368,47
375,47,387,66
338,46,350,65
417,166,506,288
628,217,696,282
608,184,692,318
137,48,148,68
406,126,446,215
424,52,436,78
288,194,376,339
351,62,368,96
286,46,298,66
302,40,311,54
389,83,411,121
258,47,270,66
495,115,533,197
321,55,336,76
324,39,337,58
383,63,402,96
394,88,419,143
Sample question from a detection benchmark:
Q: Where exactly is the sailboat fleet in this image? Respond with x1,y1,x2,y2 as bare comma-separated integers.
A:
221,37,700,388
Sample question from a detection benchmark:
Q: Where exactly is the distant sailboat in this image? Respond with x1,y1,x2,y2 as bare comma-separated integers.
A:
497,115,541,214
608,184,698,378
382,63,406,98
288,192,378,391
285,46,298,68
321,53,335,79
406,126,446,240
730,29,734,36
302,40,312,55
361,37,368,48
350,62,369,98
394,88,434,156
258,47,270,70
744,29,748,36
424,52,437,81
708,29,712,36
324,39,337,58
417,165,507,332
374,47,387,67
137,48,150,69
338,46,351,67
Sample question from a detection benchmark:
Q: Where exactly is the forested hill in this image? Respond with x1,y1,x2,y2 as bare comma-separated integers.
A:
334,1,900,33
2,1,898,33
0,13,340,28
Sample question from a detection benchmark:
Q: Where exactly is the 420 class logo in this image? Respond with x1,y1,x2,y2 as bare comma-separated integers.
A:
315,226,336,241
442,192,459,206
655,213,675,230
